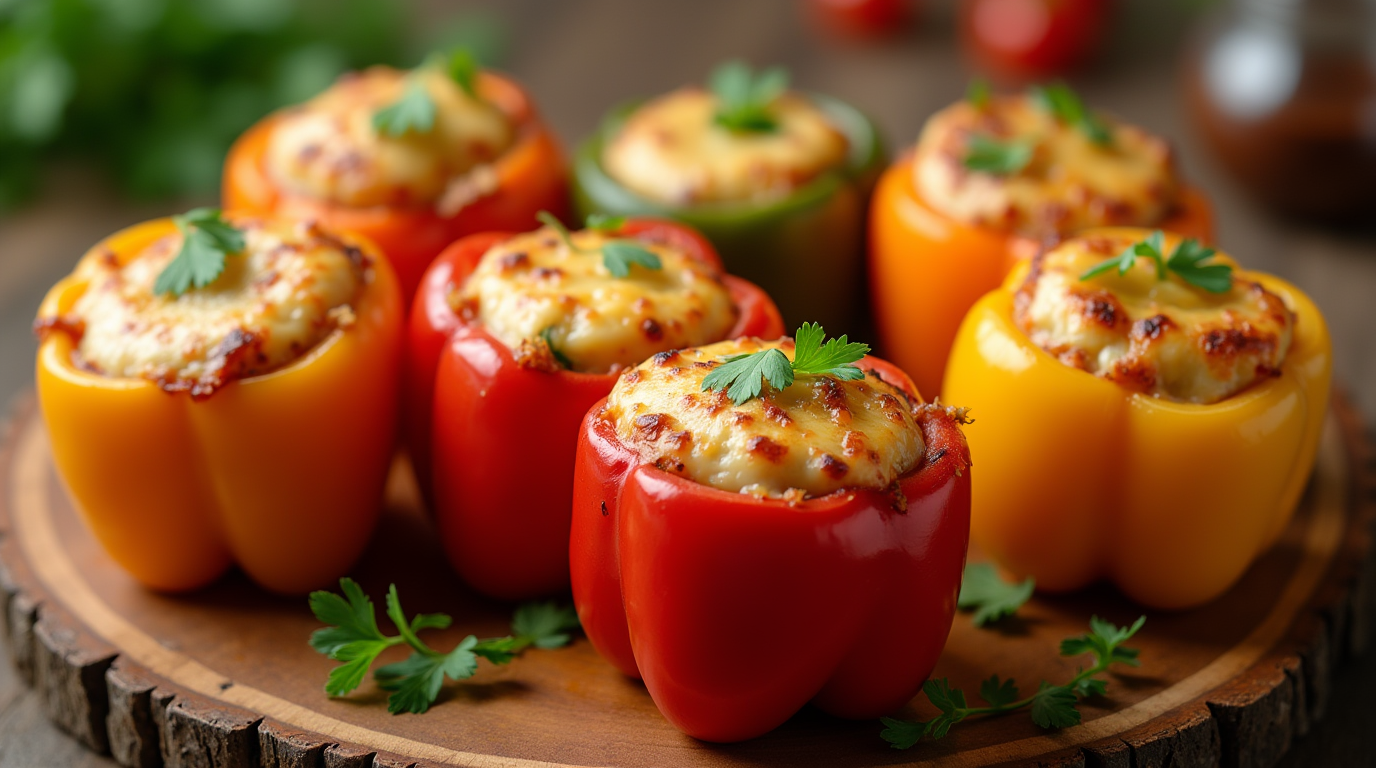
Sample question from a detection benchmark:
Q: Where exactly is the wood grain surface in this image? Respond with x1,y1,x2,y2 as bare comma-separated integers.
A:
0,388,1372,767
2,2,1376,766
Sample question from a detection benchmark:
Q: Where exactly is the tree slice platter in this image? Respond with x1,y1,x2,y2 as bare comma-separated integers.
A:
1,391,1372,768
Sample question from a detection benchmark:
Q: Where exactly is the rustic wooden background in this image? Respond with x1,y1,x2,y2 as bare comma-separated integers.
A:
1,0,1372,765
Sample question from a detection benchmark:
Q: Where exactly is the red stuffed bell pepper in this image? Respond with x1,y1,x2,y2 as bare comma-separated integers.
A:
570,331,971,742
407,217,783,600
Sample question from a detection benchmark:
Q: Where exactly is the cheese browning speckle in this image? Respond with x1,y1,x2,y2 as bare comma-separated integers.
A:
602,88,849,205
266,66,513,209
1016,232,1295,404
913,95,1179,237
601,338,925,498
455,227,738,374
60,219,367,398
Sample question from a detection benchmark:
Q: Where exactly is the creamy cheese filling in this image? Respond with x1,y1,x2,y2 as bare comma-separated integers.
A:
454,227,738,374
602,87,849,205
913,95,1179,237
1016,233,1295,404
65,219,368,398
265,66,513,209
601,338,925,499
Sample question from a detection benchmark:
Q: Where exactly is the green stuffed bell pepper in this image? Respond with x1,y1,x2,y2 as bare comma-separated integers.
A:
572,61,885,333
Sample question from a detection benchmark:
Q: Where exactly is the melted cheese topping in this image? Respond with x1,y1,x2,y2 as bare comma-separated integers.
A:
66,219,367,398
265,66,513,209
1015,233,1294,404
602,88,849,205
913,95,1179,237
601,338,924,498
454,227,738,374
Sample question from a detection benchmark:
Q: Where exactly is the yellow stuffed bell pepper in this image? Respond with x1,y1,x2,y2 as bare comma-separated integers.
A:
944,228,1330,609
35,211,402,595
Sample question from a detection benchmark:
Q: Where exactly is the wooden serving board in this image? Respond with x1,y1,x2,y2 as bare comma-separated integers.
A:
1,393,1372,768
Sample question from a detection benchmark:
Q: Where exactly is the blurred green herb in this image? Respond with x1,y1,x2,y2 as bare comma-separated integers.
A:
709,60,789,133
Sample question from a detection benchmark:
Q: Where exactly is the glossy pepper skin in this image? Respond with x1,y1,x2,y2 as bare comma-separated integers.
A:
569,359,972,742
943,233,1331,610
35,218,403,595
571,95,884,333
223,71,569,306
868,151,1214,399
406,219,785,601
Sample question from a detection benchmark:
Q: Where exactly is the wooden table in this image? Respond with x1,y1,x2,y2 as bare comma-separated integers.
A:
1,1,1372,765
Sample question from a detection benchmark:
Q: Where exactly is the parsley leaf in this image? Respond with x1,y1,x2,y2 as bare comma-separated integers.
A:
967,77,992,109
1030,82,1112,146
701,322,869,406
442,47,480,99
963,134,1034,175
153,208,246,297
1080,231,1233,293
958,563,1035,627
373,79,436,137
308,579,580,715
536,210,662,278
585,213,627,233
539,327,573,370
710,60,789,133
877,615,1146,749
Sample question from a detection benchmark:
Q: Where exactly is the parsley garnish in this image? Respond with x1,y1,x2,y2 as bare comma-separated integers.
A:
963,134,1034,175
309,578,579,715
710,60,789,133
958,563,1035,627
966,77,991,109
701,322,869,406
437,47,479,99
153,208,245,297
1030,82,1112,146
536,210,662,278
879,615,1146,748
539,326,573,370
1080,230,1233,293
373,47,482,137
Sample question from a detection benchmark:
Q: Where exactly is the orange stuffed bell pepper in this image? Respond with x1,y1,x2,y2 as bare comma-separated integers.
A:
569,331,971,742
223,50,569,305
407,215,784,600
870,83,1213,399
35,211,403,595
944,228,1331,609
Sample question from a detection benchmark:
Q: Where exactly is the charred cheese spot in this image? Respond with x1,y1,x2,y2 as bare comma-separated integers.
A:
455,227,737,373
913,95,1179,237
602,338,924,498
602,87,849,205
1016,232,1295,404
265,67,513,209
66,220,366,398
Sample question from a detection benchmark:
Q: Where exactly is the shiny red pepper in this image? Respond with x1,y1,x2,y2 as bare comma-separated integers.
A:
406,219,784,600
569,358,972,742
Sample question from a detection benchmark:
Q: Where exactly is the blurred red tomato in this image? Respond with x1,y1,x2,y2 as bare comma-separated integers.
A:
808,0,914,38
960,0,1109,78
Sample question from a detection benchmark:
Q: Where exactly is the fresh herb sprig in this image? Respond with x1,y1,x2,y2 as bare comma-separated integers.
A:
373,47,482,137
958,564,1035,627
963,134,1034,175
153,208,246,297
879,616,1147,748
1080,230,1233,293
309,578,580,714
536,211,662,278
701,322,869,406
1031,82,1112,146
710,60,789,133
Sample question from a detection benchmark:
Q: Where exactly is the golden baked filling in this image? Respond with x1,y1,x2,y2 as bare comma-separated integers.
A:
265,66,513,209
601,338,924,499
602,88,849,205
913,93,1179,236
63,219,367,397
1016,233,1295,404
454,227,738,374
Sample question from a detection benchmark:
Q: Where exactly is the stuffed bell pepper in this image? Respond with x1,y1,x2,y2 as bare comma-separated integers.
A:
870,83,1214,399
570,326,972,742
944,229,1331,609
35,210,403,594
572,61,884,332
406,215,783,600
223,50,568,304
